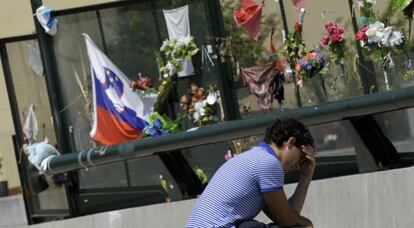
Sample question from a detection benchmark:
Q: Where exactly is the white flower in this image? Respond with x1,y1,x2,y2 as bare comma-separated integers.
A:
193,101,207,122
165,62,176,75
160,39,170,51
206,92,217,105
367,22,385,44
199,107,206,116
163,73,169,79
182,36,194,45
380,26,393,47
389,31,404,47
194,101,206,112
175,38,186,48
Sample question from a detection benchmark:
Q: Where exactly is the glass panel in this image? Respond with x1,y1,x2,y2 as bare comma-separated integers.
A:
127,156,182,201
309,121,355,157
99,3,161,81
182,141,236,183
222,0,414,115
78,162,128,188
5,40,68,212
52,11,102,151
375,108,414,153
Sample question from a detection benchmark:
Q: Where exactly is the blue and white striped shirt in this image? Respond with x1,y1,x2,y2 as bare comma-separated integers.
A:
187,142,284,228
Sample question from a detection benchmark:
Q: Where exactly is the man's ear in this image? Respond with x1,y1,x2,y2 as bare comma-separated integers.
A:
287,137,296,148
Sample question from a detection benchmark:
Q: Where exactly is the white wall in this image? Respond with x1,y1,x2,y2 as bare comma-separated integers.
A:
2,167,413,228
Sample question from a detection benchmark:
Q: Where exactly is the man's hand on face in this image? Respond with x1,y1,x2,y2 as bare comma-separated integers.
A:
299,145,316,179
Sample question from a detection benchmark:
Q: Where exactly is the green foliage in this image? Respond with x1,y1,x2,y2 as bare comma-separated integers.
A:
390,0,412,11
194,166,209,184
284,28,307,64
153,77,174,115
328,40,345,63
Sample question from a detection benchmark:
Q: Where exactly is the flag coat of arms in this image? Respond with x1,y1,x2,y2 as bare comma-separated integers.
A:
84,34,157,145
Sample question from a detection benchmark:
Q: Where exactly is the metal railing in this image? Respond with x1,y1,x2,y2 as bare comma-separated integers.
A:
46,86,414,174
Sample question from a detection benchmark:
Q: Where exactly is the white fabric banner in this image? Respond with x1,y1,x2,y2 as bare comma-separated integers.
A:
163,5,195,77
23,104,38,143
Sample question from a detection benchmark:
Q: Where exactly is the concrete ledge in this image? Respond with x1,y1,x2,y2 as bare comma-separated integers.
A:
0,195,27,227
3,167,414,228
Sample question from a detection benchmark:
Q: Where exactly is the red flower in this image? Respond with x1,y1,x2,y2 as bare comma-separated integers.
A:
325,22,344,35
330,33,344,43
130,75,152,91
294,22,302,33
321,35,330,45
355,25,369,42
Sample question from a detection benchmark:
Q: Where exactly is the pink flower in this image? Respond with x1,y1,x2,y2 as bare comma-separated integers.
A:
325,22,335,33
321,35,330,45
355,25,369,42
130,74,153,91
325,22,344,35
330,33,344,43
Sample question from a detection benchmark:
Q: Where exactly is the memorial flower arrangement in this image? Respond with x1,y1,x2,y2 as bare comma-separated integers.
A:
130,73,157,94
284,22,306,64
295,50,327,87
354,0,407,90
160,36,199,76
180,84,219,126
154,36,199,115
321,22,346,64
355,22,404,52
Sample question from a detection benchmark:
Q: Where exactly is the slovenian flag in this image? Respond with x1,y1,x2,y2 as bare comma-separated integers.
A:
84,34,157,145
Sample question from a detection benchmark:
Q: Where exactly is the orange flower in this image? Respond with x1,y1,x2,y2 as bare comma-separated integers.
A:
308,52,317,58
295,64,302,72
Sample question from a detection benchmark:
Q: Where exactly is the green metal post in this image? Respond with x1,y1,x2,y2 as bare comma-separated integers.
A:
278,0,303,107
204,0,240,120
348,0,378,94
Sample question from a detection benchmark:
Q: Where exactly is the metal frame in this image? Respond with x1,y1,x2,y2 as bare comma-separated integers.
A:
0,39,34,225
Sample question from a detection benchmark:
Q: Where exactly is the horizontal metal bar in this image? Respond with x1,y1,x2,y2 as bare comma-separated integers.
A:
47,87,414,174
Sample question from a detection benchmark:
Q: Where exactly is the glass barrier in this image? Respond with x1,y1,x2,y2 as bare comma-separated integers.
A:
5,39,69,217
222,0,414,115
375,108,414,154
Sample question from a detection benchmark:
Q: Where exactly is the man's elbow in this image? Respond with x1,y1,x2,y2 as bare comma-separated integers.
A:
278,211,312,227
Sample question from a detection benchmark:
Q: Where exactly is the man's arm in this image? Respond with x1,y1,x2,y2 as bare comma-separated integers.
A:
288,145,315,214
264,190,312,227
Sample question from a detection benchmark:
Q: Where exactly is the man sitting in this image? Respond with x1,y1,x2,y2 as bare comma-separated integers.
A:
187,118,315,228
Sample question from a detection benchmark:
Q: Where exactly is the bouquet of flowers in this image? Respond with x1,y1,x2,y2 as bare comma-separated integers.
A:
130,73,157,94
355,22,404,51
295,51,327,86
142,112,182,138
160,36,199,76
321,22,345,64
180,84,219,126
354,0,408,91
284,22,306,64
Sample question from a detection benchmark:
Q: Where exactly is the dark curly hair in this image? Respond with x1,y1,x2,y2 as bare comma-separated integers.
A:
264,118,314,148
